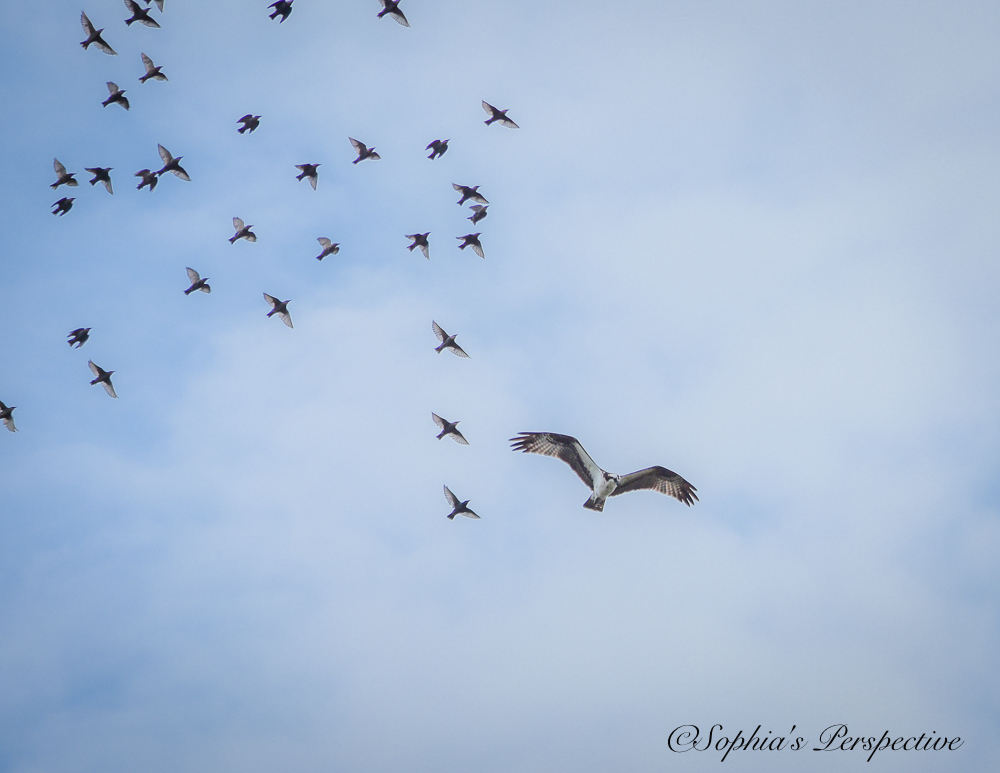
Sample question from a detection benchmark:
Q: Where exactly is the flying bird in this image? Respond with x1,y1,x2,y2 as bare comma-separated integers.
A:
139,53,167,82
432,321,469,358
456,233,484,258
467,204,488,225
155,145,190,180
88,360,118,399
68,328,92,348
405,232,430,259
102,82,129,110
263,293,293,328
443,485,479,520
295,163,320,189
509,432,698,511
426,139,448,160
51,159,78,189
315,238,340,261
349,137,380,163
269,1,293,22
124,0,160,28
432,413,468,445
183,267,210,294
85,167,113,194
237,114,260,134
0,401,17,433
482,101,519,128
230,217,255,243
135,169,158,191
52,197,74,216
378,0,410,27
453,183,487,205
80,11,117,55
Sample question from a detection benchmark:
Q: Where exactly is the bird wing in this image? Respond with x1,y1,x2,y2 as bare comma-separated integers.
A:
308,175,317,189
471,240,484,259
425,141,437,150
446,341,470,358
153,0,164,11
470,192,489,204
443,485,459,508
81,11,96,34
460,508,479,519
368,151,381,161
239,114,252,123
452,183,464,192
102,379,118,399
141,52,155,72
317,237,331,248
107,82,120,94
611,467,699,506
349,137,366,153
469,205,486,214
509,432,604,492
432,320,447,343
498,116,519,129
450,428,469,445
186,267,201,283
482,101,497,116
157,144,173,165
263,293,278,309
53,159,66,176
389,8,410,26
431,412,447,430
2,415,15,432
418,243,429,259
88,360,102,378
170,165,190,181
233,217,245,230
279,311,293,328
124,0,139,11
244,231,256,242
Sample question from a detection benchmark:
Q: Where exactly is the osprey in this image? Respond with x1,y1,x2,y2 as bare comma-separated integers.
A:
509,432,698,511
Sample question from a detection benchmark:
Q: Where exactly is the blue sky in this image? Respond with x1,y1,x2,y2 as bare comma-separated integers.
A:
1,1,999,771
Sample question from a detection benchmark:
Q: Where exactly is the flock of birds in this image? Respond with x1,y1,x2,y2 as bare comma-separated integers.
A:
20,1,700,520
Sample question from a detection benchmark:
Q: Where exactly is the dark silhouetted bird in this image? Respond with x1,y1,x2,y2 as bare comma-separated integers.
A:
482,101,519,128
80,11,117,55
457,233,484,258
269,1,293,22
51,159,78,189
433,413,468,445
155,145,190,180
184,268,210,295
135,169,158,191
68,328,92,348
102,82,129,110
230,217,256,243
349,137,380,163
378,0,410,26
139,52,167,82
315,238,340,260
124,0,160,28
453,183,487,205
85,167,113,194
443,485,479,519
405,232,430,259
467,204,488,225
237,114,260,134
426,139,448,159
264,294,293,328
88,360,118,398
52,198,74,216
0,401,17,433
295,163,320,189
509,432,699,511
432,321,469,358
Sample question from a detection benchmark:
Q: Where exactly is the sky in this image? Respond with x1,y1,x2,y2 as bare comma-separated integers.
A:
1,1,999,771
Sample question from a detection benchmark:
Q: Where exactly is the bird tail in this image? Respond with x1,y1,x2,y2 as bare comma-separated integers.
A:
583,495,606,512
447,512,456,520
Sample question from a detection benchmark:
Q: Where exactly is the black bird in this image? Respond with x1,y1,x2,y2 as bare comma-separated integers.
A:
269,1,293,22
88,360,118,399
295,163,320,189
184,268,210,295
467,204,488,225
457,233,484,258
139,53,167,82
443,485,479,520
378,0,410,27
124,0,160,28
432,413,468,445
426,139,448,160
51,159,78,189
52,197,74,216
453,183,487,205
315,238,340,260
155,145,190,180
68,328,92,348
102,82,129,110
405,232,430,259
482,101,519,128
349,137,380,164
85,167,113,194
0,400,17,433
432,321,469,358
80,11,117,55
230,217,255,243
263,294,293,328
237,114,260,134
135,169,158,191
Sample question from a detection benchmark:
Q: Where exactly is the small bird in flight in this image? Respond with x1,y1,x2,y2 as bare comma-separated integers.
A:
269,1,293,22
482,101,519,128
135,169,158,191
80,12,117,55
378,0,410,27
432,321,469,358
183,268,210,295
0,401,17,433
139,53,167,82
433,413,468,445
68,328,92,348
457,233,484,258
509,432,698,511
315,238,340,260
295,163,320,189
349,138,380,164
405,233,430,259
85,167,113,194
467,205,488,225
443,485,479,520
51,159,78,189
264,294,293,328
155,145,190,180
230,217,256,243
52,197,75,216
453,184,488,205
102,82,129,110
426,139,448,160
237,114,260,134
88,360,118,399
124,0,161,28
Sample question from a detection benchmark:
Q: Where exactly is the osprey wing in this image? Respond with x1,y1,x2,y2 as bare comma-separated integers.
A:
509,432,603,492
612,466,699,506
